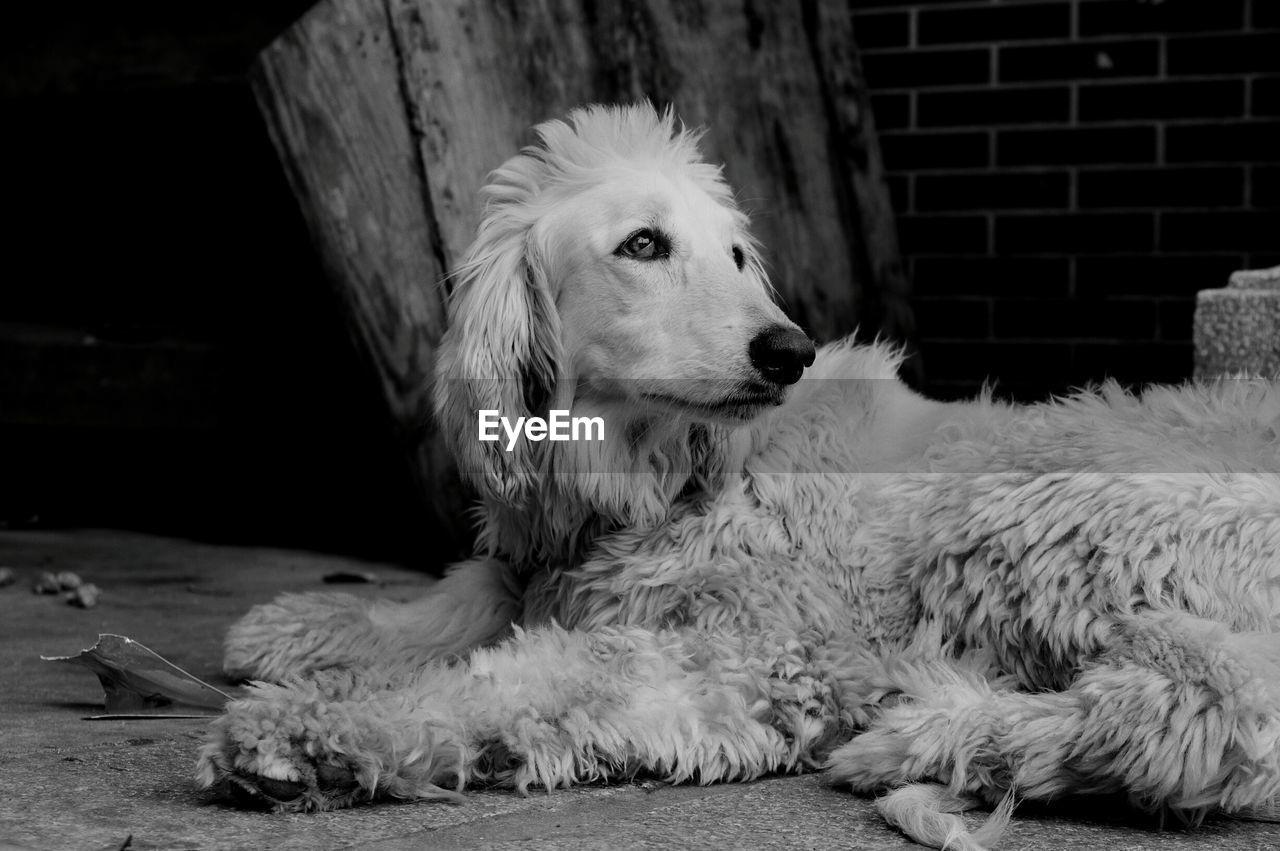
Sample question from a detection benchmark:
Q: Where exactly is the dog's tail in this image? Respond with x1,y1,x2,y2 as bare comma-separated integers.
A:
875,783,1015,851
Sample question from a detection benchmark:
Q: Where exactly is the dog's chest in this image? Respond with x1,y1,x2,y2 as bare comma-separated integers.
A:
536,471,920,646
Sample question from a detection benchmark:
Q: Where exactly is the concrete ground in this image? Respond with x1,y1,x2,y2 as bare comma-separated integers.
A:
1,529,1278,851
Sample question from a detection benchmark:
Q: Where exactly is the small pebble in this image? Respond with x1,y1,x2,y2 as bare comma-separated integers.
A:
0,567,15,588
67,583,100,609
32,571,62,594
54,570,82,590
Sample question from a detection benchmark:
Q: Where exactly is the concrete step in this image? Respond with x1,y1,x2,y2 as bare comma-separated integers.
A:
3,528,1278,851
1193,265,1280,379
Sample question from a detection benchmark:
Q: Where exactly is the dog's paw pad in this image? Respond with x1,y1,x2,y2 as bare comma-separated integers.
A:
255,776,309,801
228,760,365,812
317,763,359,791
223,768,361,813
225,774,307,811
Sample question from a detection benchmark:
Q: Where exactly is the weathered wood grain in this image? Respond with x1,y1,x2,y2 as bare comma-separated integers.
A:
387,0,911,340
252,0,468,560
253,0,913,556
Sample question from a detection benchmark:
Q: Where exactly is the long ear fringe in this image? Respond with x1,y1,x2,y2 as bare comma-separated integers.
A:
433,151,561,505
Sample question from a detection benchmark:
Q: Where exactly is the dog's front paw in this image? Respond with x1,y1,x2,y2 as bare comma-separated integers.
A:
196,674,467,811
196,676,373,811
222,592,376,682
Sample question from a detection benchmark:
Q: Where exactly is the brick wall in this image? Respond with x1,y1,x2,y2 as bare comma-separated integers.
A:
856,0,1280,400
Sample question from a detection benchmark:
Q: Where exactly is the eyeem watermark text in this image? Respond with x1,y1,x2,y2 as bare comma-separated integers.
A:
478,410,605,451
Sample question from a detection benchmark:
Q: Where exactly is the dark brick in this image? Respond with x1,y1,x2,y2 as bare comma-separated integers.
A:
1161,211,1280,251
1076,255,1244,298
922,379,990,402
1073,342,1194,387
919,3,1069,46
847,0,975,7
998,126,1156,166
1255,76,1280,117
1077,166,1245,209
921,341,1073,381
917,86,1069,128
996,213,1155,254
851,11,909,49
1168,33,1280,75
861,49,990,90
1256,0,1280,29
993,298,1158,341
913,257,1071,298
916,171,1069,212
880,131,990,171
871,93,910,130
992,381,1081,403
1080,0,1244,37
914,344,985,384
1158,299,1196,342
897,214,989,255
1166,121,1280,163
1079,80,1246,122
914,298,991,340
886,174,910,214
916,343,989,382
1256,166,1280,207
1000,40,1159,83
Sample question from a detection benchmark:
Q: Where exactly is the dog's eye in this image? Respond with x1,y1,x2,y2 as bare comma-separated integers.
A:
732,245,745,271
617,229,667,260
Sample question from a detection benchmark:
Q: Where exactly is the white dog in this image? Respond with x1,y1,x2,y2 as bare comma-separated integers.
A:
200,104,1280,850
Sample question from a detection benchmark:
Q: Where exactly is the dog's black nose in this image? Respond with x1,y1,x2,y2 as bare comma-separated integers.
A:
749,325,816,386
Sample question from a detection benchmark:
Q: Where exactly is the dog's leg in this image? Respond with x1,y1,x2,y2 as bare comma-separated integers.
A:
198,623,838,811
221,557,519,682
828,612,1280,836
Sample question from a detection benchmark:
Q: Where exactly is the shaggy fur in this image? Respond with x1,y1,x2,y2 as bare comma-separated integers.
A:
200,104,1280,849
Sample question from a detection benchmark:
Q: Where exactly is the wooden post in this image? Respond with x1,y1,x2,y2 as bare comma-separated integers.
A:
252,0,914,560
251,0,468,561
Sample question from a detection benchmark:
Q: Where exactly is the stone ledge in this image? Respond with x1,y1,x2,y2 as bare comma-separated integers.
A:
1194,265,1280,379
1230,266,1280,290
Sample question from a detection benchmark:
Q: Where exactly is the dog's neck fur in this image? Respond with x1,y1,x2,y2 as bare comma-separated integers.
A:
462,341,926,572
473,393,735,570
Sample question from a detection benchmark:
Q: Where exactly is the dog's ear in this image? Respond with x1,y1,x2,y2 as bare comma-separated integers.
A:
434,165,561,506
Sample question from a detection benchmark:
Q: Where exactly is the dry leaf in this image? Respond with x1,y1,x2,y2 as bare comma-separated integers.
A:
32,572,62,594
43,634,233,717
53,571,82,590
66,583,100,608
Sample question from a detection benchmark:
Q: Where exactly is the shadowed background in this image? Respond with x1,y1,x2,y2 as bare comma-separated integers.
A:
2,0,1277,563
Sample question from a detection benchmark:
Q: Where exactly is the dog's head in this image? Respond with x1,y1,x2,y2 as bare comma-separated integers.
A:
435,103,814,503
